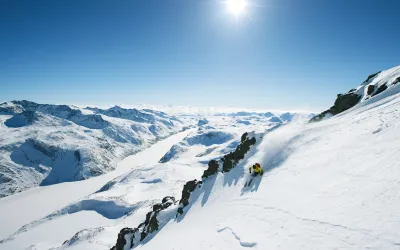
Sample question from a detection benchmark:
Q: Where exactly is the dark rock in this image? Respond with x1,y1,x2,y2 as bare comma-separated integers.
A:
112,227,135,250
140,231,147,242
153,196,175,211
202,160,219,179
179,180,199,205
241,132,248,143
161,196,175,204
348,88,356,93
363,71,381,83
392,77,400,85
310,93,361,123
222,134,256,172
330,93,362,115
372,83,388,96
176,179,201,215
110,195,178,249
143,211,159,234
367,85,376,95
152,203,163,211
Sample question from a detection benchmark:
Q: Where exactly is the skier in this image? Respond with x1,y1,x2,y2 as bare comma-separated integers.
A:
249,163,263,176
244,163,263,187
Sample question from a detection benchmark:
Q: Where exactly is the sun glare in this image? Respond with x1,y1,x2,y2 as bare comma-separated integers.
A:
226,0,248,17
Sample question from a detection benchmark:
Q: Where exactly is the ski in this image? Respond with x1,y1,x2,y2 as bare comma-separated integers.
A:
244,178,253,187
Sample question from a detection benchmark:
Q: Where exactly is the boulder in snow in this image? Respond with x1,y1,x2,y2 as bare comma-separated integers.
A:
202,160,219,179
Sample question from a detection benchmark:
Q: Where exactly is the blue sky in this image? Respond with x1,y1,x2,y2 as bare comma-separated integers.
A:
1,0,399,111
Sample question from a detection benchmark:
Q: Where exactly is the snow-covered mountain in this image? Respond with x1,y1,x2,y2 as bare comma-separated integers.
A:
0,106,286,250
98,65,399,250
1,65,399,250
0,101,189,198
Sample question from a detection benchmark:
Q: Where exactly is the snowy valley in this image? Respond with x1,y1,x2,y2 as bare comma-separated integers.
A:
0,101,194,198
0,65,399,250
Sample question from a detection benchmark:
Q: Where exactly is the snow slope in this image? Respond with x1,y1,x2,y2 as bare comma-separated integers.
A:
0,113,281,250
53,91,400,250
1,66,399,250
50,66,400,250
0,101,189,197
133,76,400,250
0,129,192,245
132,67,400,250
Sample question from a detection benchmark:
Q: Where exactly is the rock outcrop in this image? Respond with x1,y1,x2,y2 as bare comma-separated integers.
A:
363,71,381,83
367,85,376,95
111,228,135,250
310,93,362,122
222,134,256,173
310,67,400,123
110,196,177,250
110,132,258,250
393,77,400,85
201,160,219,179
372,83,388,97
176,180,202,215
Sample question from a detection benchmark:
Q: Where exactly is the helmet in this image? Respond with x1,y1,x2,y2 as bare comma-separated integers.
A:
255,163,260,167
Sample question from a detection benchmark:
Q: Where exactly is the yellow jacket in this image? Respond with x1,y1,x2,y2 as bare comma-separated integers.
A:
249,163,262,174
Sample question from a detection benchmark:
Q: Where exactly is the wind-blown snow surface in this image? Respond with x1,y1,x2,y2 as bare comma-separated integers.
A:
0,130,193,247
40,78,399,248
0,101,189,197
0,111,283,250
2,75,400,250
132,76,400,250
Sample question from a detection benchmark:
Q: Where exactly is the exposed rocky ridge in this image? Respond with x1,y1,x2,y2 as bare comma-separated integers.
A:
310,93,362,122
201,160,219,179
393,76,400,85
221,132,256,173
363,71,381,83
110,132,258,250
310,66,400,122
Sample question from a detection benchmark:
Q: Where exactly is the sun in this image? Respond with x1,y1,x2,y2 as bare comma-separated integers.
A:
226,0,248,17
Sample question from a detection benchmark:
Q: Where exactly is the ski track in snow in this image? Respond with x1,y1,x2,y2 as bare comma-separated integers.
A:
217,227,257,248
